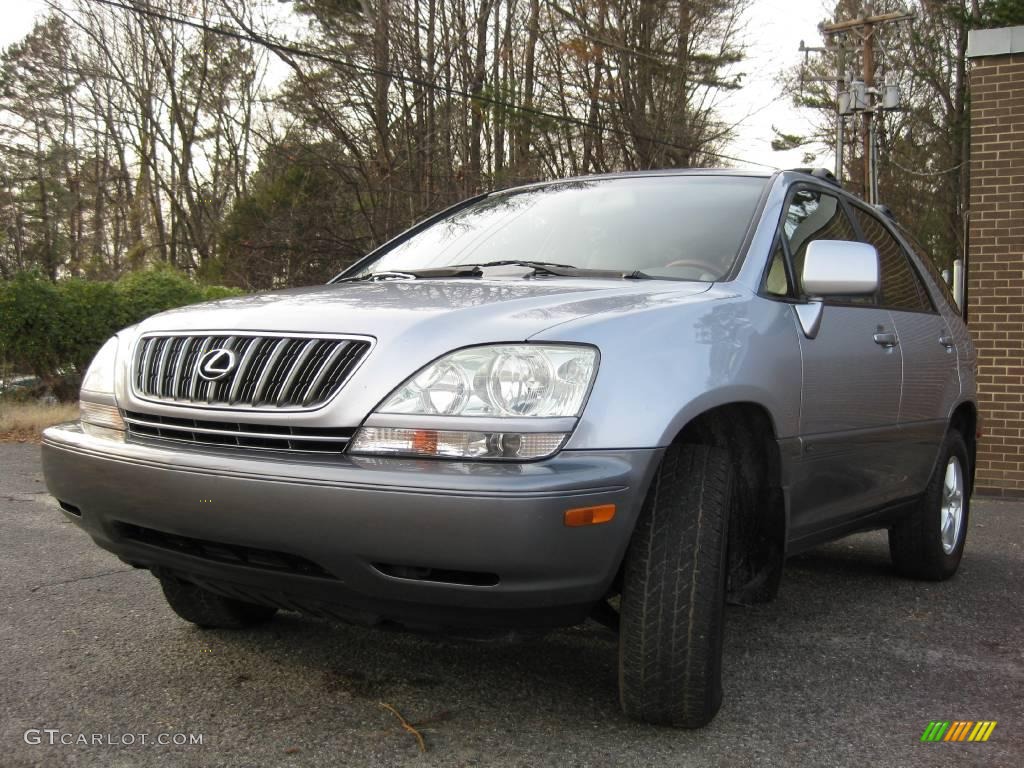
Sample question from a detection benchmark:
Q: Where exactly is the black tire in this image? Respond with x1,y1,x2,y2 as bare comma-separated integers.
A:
889,430,970,581
159,575,278,629
618,443,731,728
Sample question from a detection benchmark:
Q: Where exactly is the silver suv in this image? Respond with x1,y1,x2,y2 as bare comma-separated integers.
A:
42,169,977,728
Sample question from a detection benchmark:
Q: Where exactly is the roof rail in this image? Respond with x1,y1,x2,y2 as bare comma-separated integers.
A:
788,167,843,188
873,203,897,222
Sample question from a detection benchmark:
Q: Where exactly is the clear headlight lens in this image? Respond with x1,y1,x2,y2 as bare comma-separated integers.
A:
80,336,125,433
349,428,566,460
80,336,119,397
352,344,597,461
80,401,125,430
378,344,598,418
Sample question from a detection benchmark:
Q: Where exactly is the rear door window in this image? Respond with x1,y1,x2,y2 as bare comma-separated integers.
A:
896,225,960,315
853,209,933,313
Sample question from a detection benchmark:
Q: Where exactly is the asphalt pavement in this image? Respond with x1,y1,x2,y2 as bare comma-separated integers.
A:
1,442,1021,767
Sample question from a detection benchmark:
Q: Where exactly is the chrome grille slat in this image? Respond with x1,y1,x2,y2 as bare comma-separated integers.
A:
302,342,351,406
170,337,191,397
261,339,305,405
324,343,364,396
124,415,352,443
188,337,215,401
288,342,331,404
228,337,262,404
154,338,176,397
277,339,319,405
132,333,370,410
134,338,149,390
237,338,276,404
146,338,168,394
138,338,156,392
251,338,291,405
124,411,354,454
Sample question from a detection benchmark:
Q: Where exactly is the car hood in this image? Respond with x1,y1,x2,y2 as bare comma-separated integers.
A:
122,278,728,427
135,278,714,344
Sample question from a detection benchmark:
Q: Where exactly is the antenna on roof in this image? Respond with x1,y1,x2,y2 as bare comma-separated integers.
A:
789,167,843,188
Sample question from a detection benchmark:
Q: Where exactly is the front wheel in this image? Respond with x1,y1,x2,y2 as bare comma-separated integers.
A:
159,575,278,629
618,443,731,728
889,430,970,580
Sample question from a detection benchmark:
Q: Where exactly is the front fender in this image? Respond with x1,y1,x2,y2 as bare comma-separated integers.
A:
533,289,803,450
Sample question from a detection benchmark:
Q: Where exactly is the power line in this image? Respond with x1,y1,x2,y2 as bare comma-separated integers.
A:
886,158,964,177
82,0,779,170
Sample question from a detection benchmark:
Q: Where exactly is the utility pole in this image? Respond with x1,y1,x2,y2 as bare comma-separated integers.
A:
835,45,847,181
820,3,915,203
798,40,853,183
861,8,875,200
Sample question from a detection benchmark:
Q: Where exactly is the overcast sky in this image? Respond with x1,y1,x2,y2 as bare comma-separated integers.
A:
721,0,833,169
0,0,830,171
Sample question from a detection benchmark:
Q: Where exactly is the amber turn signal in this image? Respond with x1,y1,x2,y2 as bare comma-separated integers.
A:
564,504,616,527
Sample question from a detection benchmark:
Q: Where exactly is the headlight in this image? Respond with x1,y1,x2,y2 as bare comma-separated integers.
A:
349,344,597,461
376,344,598,418
80,337,125,433
81,336,119,397
349,428,567,460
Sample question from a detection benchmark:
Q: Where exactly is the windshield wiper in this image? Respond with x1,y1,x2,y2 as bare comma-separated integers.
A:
342,261,580,281
337,267,478,282
339,271,418,282
342,261,659,282
469,261,663,280
464,259,581,276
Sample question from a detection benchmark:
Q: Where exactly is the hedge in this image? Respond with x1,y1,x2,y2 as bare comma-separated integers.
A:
0,269,243,398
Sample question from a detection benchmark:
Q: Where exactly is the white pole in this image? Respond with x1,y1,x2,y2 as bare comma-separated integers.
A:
952,258,964,310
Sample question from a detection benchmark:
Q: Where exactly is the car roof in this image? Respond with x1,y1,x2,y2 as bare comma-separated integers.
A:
490,168,778,195
466,168,889,226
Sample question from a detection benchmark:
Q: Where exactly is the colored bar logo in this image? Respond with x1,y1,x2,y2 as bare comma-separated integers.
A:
921,721,997,742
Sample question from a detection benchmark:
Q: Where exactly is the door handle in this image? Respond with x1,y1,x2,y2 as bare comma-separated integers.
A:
873,332,899,348
939,334,955,349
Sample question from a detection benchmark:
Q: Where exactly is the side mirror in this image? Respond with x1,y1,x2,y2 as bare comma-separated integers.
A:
801,240,879,297
794,240,879,340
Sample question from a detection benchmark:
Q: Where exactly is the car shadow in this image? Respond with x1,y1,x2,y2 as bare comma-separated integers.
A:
188,529,946,733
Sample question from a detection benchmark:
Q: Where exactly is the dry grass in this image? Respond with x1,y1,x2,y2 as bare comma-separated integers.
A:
0,401,79,442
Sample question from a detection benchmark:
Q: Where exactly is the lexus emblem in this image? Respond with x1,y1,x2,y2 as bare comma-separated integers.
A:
197,348,238,381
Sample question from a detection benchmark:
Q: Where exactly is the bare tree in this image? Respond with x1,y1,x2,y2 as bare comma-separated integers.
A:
1,0,749,285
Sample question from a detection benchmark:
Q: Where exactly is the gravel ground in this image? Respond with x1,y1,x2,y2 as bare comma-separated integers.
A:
1,442,1021,767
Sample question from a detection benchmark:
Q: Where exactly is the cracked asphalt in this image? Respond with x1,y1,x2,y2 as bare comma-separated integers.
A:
1,442,1022,767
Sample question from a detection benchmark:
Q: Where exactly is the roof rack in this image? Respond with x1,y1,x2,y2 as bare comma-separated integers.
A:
788,167,843,188
873,203,897,222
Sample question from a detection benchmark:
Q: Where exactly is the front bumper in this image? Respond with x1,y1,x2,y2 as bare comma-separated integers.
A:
41,423,660,630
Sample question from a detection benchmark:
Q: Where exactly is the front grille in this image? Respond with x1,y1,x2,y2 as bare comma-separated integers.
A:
124,411,354,453
133,333,371,409
115,523,337,579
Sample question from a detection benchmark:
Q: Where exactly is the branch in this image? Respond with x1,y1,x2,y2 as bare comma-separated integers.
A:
379,702,426,753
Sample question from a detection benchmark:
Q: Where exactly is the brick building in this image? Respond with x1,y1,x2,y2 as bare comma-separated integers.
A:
966,26,1024,496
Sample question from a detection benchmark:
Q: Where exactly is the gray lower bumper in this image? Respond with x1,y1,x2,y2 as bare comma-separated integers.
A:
41,423,660,630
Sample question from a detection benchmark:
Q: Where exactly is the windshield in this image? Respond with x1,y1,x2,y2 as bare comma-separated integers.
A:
349,175,768,281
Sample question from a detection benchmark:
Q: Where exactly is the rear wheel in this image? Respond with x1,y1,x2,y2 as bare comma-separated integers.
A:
159,575,278,629
889,430,970,580
618,442,731,728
